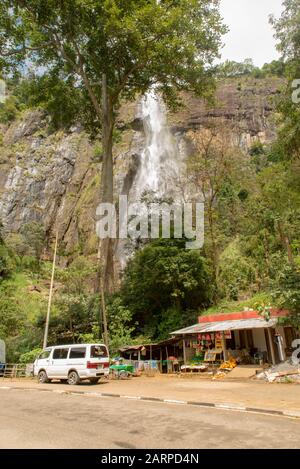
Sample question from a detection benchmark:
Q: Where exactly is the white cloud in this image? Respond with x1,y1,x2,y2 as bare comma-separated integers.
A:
220,0,284,66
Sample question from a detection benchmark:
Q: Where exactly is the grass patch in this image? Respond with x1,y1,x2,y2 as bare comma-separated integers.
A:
200,292,274,317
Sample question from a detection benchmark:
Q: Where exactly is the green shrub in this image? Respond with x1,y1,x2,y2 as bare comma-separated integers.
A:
0,96,18,123
19,348,43,364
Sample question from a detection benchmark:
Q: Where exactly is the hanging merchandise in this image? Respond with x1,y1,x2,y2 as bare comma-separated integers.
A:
215,339,222,349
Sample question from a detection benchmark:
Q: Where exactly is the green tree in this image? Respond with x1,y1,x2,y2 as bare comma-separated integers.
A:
120,239,211,337
273,264,300,328
270,0,300,160
218,239,256,301
19,347,43,364
21,222,45,261
271,0,300,66
0,0,226,299
106,297,135,354
0,222,13,280
0,95,18,123
186,123,251,291
217,58,258,78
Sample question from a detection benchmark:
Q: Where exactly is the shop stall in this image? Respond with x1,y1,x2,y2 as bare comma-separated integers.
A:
171,309,297,368
118,337,184,373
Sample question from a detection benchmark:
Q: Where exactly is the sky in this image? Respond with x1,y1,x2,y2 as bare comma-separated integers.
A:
220,0,284,67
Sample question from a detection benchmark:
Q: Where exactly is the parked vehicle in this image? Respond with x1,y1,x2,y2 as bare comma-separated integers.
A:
33,343,109,385
109,363,135,379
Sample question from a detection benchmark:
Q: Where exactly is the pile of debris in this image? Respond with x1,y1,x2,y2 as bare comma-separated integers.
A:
255,360,300,383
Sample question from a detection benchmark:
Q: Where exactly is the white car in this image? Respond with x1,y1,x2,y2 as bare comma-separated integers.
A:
33,343,109,385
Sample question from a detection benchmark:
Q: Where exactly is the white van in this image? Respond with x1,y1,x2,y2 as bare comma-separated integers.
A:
33,343,109,385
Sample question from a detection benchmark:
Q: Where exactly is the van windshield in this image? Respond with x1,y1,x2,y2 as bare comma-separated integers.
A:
39,350,51,360
90,345,107,358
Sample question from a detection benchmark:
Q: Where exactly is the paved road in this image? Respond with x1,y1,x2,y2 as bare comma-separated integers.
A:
0,388,300,449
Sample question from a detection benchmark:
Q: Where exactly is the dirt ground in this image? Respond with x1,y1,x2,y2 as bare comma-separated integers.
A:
3,372,300,414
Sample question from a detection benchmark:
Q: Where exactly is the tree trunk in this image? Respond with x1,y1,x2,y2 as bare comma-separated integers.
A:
97,73,115,347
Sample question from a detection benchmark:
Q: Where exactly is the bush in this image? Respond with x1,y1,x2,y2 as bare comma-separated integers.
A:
219,240,256,300
0,244,14,280
19,348,43,364
0,95,18,123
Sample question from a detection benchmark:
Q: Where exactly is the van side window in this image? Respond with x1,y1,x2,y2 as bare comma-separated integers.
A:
69,347,86,359
39,350,50,360
53,348,69,359
91,345,107,358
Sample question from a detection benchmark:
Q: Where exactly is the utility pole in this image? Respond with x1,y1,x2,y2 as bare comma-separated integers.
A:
43,231,58,349
97,243,109,348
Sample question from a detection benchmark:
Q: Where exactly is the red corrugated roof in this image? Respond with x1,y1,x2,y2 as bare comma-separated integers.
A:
198,309,289,324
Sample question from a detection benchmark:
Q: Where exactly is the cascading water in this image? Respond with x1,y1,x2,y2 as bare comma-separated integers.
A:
134,90,183,201
116,90,186,269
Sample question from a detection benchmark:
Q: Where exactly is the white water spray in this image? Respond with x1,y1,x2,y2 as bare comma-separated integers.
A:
135,90,182,200
116,90,187,268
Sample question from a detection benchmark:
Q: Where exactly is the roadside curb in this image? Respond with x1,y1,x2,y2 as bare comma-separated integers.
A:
1,385,299,420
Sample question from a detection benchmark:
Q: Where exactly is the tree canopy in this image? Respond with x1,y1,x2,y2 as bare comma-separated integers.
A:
0,0,226,125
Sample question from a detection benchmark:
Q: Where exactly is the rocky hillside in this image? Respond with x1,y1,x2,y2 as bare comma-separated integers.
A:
0,76,283,264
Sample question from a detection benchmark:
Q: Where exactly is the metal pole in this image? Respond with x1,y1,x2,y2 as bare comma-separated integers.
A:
43,231,58,349
97,243,109,348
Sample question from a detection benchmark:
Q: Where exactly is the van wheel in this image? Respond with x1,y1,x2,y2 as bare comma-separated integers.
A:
38,370,50,384
68,371,80,385
89,378,99,384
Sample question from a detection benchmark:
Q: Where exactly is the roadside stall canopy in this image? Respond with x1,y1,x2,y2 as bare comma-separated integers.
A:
118,338,183,373
170,309,291,366
171,317,278,335
119,338,180,354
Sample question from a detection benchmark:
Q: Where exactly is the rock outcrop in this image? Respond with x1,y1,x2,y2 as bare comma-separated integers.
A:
0,77,283,262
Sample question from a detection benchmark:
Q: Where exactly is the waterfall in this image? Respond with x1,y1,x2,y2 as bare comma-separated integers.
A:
116,90,186,269
134,90,182,201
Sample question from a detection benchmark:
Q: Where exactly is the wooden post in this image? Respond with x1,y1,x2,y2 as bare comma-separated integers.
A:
267,328,276,365
43,231,58,349
160,348,163,373
100,277,109,348
183,338,187,365
165,346,168,373
97,244,109,348
221,332,227,362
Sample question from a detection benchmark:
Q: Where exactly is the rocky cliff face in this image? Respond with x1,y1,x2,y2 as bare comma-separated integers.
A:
0,77,283,263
